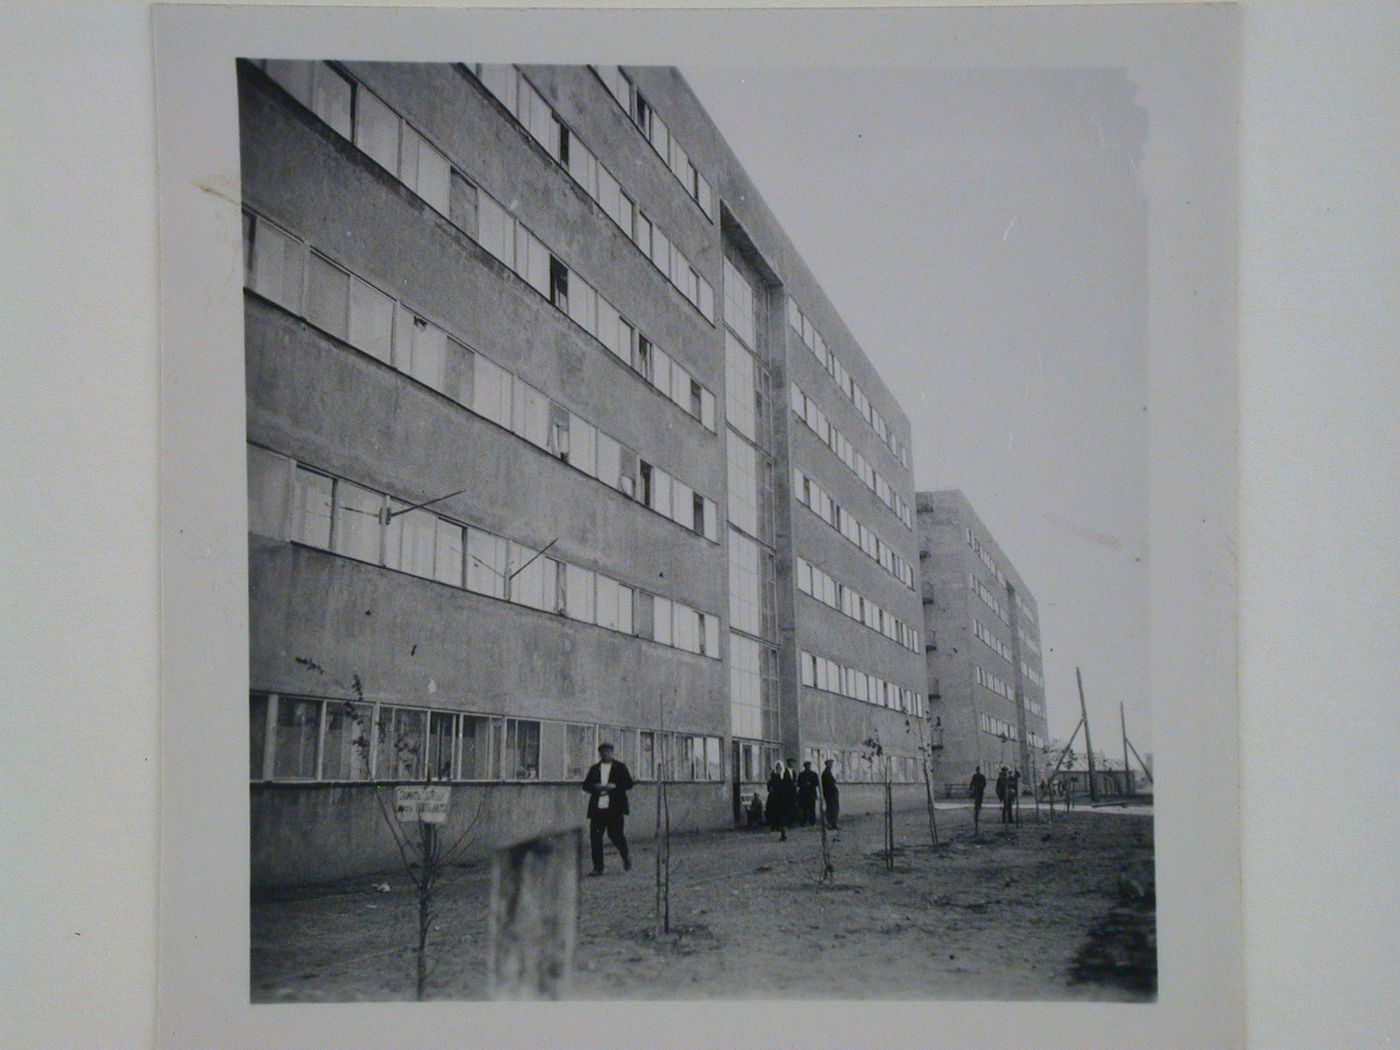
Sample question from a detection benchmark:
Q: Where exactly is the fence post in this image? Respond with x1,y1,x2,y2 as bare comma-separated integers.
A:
487,827,581,1000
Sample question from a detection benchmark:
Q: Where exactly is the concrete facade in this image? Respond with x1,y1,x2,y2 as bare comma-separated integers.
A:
916,490,1048,795
242,61,928,885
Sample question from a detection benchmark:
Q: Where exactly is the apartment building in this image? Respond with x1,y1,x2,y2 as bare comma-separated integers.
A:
916,490,1048,792
241,61,927,884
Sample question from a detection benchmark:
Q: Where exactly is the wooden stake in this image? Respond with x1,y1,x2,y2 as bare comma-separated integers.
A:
1121,702,1132,797
1077,667,1098,803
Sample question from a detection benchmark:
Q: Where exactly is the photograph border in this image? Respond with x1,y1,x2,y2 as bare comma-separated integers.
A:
155,4,1240,1045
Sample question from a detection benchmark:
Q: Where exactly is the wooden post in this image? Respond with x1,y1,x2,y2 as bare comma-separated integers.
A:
1121,702,1132,798
1077,667,1098,803
487,827,580,1000
1126,735,1154,785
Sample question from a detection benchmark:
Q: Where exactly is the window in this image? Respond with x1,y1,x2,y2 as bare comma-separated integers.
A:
595,575,621,631
725,331,757,441
508,541,548,610
270,696,321,779
460,714,499,780
472,353,513,428
449,171,479,238
511,380,550,448
398,125,451,214
549,256,569,312
692,492,705,535
728,633,770,740
564,563,595,623
616,584,634,634
652,596,673,646
569,414,596,476
291,466,333,548
433,519,464,587
466,527,507,598
548,405,571,461
305,252,350,339
652,347,672,400
427,711,457,780
387,506,437,579
705,736,722,781
639,731,656,780
728,531,762,636
504,718,541,780
263,61,353,139
674,604,700,654
567,134,596,195
595,432,621,491
564,723,595,780
245,215,304,311
567,273,597,333
376,706,426,780
248,446,291,540
332,481,382,564
477,192,515,268
319,700,372,781
348,277,394,363
514,226,550,296
393,309,446,391
650,465,673,519
479,64,518,112
701,612,719,658
443,336,474,406
354,86,400,173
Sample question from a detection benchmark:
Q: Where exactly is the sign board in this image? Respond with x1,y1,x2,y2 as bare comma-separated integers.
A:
394,784,451,824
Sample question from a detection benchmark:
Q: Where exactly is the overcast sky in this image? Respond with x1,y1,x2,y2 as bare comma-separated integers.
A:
685,65,1152,754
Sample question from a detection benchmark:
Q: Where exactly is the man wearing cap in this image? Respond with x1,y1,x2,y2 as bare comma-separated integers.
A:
581,742,634,876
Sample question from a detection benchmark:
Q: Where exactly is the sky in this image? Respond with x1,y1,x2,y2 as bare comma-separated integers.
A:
685,66,1152,755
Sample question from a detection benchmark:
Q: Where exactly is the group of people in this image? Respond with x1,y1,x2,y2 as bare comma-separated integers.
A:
968,765,1077,830
745,759,841,840
968,764,1025,830
580,744,847,875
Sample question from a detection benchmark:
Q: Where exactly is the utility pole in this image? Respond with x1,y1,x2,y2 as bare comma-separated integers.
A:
1121,702,1131,798
1077,666,1098,803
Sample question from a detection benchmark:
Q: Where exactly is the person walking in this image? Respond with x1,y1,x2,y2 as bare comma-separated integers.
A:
969,766,987,835
1010,768,1022,825
821,758,841,830
996,766,1012,826
796,761,820,827
767,761,791,841
581,742,633,875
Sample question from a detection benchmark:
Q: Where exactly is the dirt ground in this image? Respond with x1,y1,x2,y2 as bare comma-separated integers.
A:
252,801,1155,1002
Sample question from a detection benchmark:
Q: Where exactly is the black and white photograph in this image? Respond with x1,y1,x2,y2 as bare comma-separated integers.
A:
232,12,1213,1007
239,55,1172,1004
153,2,1244,1042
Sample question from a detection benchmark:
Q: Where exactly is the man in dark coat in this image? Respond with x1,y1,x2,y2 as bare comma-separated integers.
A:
766,762,792,840
969,766,987,834
581,742,634,875
820,758,841,830
796,761,821,826
996,766,1013,826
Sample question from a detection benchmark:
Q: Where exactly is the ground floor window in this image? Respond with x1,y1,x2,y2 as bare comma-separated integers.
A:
504,718,541,780
250,694,723,785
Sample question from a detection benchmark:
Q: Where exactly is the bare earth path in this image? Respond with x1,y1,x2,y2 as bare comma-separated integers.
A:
252,803,1155,1002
